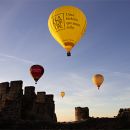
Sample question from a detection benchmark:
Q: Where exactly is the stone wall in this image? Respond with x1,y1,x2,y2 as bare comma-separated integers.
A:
0,82,10,111
75,107,89,121
117,108,130,121
0,80,57,122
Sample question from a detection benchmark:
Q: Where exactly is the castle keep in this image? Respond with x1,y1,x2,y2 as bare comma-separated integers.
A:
0,80,57,122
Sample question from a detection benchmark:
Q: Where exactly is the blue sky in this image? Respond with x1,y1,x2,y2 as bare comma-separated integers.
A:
0,0,130,121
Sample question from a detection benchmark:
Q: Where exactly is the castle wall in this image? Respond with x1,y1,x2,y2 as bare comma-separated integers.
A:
31,93,57,122
75,107,89,121
0,80,57,122
24,86,35,96
45,94,55,118
36,92,46,103
117,108,130,121
7,80,23,100
22,86,36,119
0,82,10,111
0,82,9,96
0,81,23,119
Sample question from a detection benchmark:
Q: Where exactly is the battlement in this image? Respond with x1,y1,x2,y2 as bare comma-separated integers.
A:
0,80,23,101
46,94,54,103
24,86,35,97
0,80,57,122
8,80,23,100
36,92,46,103
0,82,9,97
10,80,23,87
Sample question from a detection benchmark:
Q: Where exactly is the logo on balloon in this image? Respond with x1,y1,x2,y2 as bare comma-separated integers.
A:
52,13,65,31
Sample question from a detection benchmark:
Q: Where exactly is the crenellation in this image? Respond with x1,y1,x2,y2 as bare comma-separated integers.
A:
45,94,54,103
7,80,23,100
0,80,57,122
24,86,35,97
10,80,23,87
0,82,10,97
36,92,46,103
0,82,9,111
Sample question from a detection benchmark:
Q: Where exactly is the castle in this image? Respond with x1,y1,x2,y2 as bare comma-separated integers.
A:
0,80,57,122
75,107,130,121
117,108,130,121
75,107,89,121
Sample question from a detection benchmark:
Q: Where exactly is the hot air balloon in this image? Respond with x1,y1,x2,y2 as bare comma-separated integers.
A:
30,64,44,84
60,91,65,98
92,74,104,90
48,5,87,56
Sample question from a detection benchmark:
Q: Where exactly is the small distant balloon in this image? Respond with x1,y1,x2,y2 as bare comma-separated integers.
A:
30,64,44,84
48,5,87,56
92,74,104,90
60,91,65,98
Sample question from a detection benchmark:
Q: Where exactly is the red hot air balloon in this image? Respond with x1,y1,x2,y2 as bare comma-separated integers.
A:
30,65,44,84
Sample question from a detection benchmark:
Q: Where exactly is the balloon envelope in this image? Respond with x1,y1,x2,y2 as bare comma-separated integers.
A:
30,65,44,84
48,5,87,56
92,74,104,89
60,91,65,98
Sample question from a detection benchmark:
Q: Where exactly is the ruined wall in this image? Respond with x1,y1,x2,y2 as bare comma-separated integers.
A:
0,80,57,122
117,108,130,121
75,107,89,121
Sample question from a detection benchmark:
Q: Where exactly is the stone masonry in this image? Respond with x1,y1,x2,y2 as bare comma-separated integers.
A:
0,80,57,122
117,108,130,121
75,107,89,121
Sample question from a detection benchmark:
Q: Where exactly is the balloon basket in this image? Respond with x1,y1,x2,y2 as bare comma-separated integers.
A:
67,52,71,56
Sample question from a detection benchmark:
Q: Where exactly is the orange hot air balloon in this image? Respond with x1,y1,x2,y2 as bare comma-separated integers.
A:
92,74,104,90
60,91,65,98
30,65,44,84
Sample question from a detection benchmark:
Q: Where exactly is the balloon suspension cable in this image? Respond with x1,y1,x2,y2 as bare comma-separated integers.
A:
67,52,71,56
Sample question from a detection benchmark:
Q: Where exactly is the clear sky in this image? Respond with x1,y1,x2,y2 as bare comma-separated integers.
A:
0,0,130,122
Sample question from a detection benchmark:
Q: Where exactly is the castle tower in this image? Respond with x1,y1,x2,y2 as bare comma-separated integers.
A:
75,107,89,121
22,86,36,119
32,93,57,122
45,94,55,116
24,86,35,96
0,80,23,119
0,82,9,111
36,92,46,103
7,80,23,100
0,82,9,96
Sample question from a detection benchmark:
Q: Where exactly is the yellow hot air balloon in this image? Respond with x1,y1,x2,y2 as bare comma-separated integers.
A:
60,91,65,98
48,5,87,56
92,74,104,90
